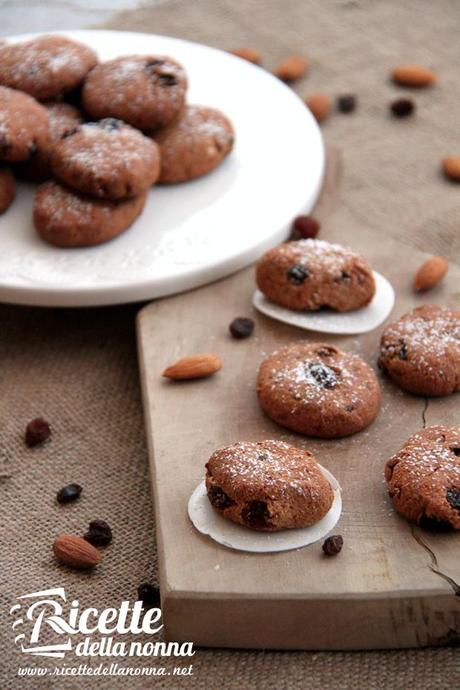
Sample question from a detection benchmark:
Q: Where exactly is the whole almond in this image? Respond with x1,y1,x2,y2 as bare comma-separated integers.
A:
442,157,460,182
413,256,448,292
162,353,222,380
53,534,101,569
274,55,308,81
305,92,332,122
392,64,436,87
229,48,262,65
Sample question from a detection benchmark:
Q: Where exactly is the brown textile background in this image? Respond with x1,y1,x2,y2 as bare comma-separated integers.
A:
1,1,460,688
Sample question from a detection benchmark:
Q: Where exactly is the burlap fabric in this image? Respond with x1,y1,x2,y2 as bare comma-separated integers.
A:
1,1,459,688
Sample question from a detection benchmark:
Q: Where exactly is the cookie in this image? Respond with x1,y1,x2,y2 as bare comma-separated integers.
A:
82,55,187,132
385,425,460,530
205,440,334,531
379,304,460,396
0,35,97,101
51,118,161,199
0,166,16,214
257,342,381,438
0,86,49,162
15,101,82,182
256,239,376,312
33,180,146,247
154,105,234,183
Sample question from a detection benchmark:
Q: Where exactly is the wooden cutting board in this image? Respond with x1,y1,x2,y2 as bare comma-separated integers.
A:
137,150,460,650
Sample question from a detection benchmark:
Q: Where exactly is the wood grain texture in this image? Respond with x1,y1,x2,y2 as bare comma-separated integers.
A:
137,149,460,650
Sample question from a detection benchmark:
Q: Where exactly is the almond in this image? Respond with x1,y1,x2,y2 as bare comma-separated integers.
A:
53,534,101,569
305,92,332,122
442,156,460,182
162,353,222,380
229,48,262,65
413,256,448,292
274,55,308,81
392,64,436,87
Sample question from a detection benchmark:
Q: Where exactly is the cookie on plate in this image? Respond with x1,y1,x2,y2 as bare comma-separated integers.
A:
0,35,97,101
33,180,147,247
379,304,460,396
385,425,460,530
82,55,187,132
256,239,376,312
154,105,234,183
205,440,334,531
51,118,161,199
257,342,381,438
0,86,49,162
0,166,16,213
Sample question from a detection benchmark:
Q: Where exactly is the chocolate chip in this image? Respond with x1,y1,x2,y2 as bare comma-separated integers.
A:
337,95,356,113
340,271,351,282
137,583,160,608
158,73,179,86
305,362,338,388
287,264,309,284
391,98,415,118
345,404,354,412
208,485,234,510
292,215,320,239
419,514,453,532
446,488,460,513
399,341,408,360
451,448,460,457
84,519,113,546
241,500,271,529
229,317,255,339
25,417,51,447
56,483,82,504
322,535,343,555
257,453,268,461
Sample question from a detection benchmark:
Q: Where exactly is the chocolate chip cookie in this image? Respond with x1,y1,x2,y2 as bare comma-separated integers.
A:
0,86,49,162
0,166,16,214
257,343,381,438
385,425,460,530
33,180,147,247
256,239,376,312
82,55,187,132
51,119,161,199
0,35,97,101
205,440,334,531
154,105,234,183
379,304,460,396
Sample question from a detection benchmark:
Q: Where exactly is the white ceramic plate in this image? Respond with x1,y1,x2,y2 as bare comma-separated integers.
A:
0,30,324,307
188,465,342,553
253,271,395,334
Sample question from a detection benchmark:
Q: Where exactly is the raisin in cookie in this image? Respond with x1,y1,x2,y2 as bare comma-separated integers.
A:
33,180,146,248
256,239,376,312
385,425,460,530
379,304,460,396
82,55,187,132
51,119,160,199
0,166,16,214
257,342,381,438
154,105,234,183
0,86,49,162
0,35,97,101
205,440,334,531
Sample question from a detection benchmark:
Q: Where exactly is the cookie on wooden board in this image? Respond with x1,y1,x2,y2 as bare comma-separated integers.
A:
0,86,49,162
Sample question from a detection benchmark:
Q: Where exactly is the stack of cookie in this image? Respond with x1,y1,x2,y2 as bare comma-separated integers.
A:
0,35,235,247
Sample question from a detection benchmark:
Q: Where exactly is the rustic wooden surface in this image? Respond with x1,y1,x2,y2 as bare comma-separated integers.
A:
137,150,459,650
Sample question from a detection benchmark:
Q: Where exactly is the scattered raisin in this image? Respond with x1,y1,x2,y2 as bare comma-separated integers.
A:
229,317,255,339
287,264,309,284
292,215,320,239
137,583,161,608
241,501,271,529
322,535,343,556
391,98,415,118
56,483,82,504
84,519,113,546
419,514,452,531
305,362,338,388
208,485,234,510
25,417,51,447
446,488,460,513
339,270,351,282
337,94,356,113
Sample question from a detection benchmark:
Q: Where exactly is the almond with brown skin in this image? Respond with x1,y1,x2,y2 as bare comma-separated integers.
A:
274,55,308,81
305,92,332,122
392,64,436,87
413,256,448,292
162,353,222,380
442,157,460,182
229,48,262,65
53,534,101,569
